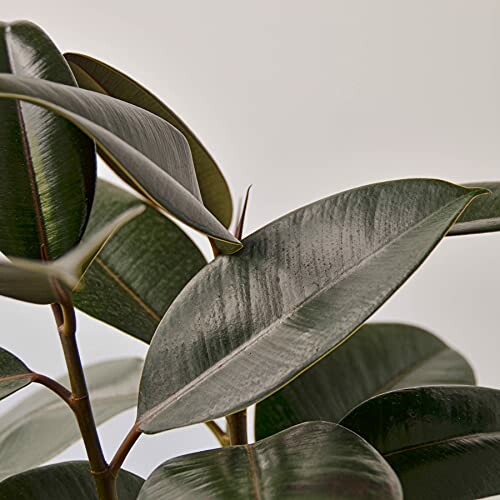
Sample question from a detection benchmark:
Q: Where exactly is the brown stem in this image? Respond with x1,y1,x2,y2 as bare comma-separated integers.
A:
53,300,115,499
227,410,248,445
110,423,142,475
205,421,230,447
32,373,72,403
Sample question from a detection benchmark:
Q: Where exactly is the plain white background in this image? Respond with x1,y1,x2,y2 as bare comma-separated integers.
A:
2,0,500,488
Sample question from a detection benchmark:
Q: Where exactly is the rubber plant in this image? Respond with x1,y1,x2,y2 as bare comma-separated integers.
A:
0,19,500,500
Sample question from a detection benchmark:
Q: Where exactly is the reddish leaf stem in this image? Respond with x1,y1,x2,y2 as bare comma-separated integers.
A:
109,423,142,476
32,373,72,404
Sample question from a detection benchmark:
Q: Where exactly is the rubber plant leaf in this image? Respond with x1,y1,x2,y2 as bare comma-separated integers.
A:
255,322,475,440
137,179,486,432
0,21,96,260
0,74,241,253
65,52,233,228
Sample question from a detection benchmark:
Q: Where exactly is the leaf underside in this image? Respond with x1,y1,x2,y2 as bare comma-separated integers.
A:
0,74,241,253
0,347,33,401
64,52,233,228
449,182,500,235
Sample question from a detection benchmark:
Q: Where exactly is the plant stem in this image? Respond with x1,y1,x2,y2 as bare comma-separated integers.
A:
52,301,116,499
206,421,230,447
109,423,142,476
32,373,72,403
227,410,248,445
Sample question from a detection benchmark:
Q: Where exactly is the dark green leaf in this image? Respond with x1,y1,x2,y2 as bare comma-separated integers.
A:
74,180,206,343
449,181,500,235
340,386,500,500
0,358,142,480
0,347,33,401
0,21,96,260
0,75,241,254
255,322,475,440
0,204,143,304
137,422,402,499
0,461,143,499
138,179,485,433
65,52,233,228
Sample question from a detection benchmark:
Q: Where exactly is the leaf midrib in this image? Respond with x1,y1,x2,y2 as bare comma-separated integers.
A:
245,445,262,500
140,192,475,425
0,88,239,249
68,54,233,228
94,256,161,322
5,30,48,258
0,373,33,384
384,431,500,459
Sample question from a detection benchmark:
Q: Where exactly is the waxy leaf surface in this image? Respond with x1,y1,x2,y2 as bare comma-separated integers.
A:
138,422,402,500
74,180,206,342
0,347,33,401
138,179,485,432
65,52,233,227
0,21,95,260
341,386,500,500
0,461,143,499
0,74,241,253
255,322,475,439
0,205,143,304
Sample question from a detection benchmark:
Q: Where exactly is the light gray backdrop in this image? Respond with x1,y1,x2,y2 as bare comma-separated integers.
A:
2,0,500,486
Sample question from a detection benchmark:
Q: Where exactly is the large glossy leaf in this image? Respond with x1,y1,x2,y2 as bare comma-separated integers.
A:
137,179,485,433
0,461,143,499
137,422,402,499
255,322,475,440
340,386,500,500
0,347,33,401
65,52,233,228
74,180,206,343
449,181,500,235
0,21,95,260
0,75,241,254
0,205,143,304
0,358,142,480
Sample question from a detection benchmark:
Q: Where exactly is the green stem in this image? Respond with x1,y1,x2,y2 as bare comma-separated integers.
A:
226,410,248,445
53,301,116,499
